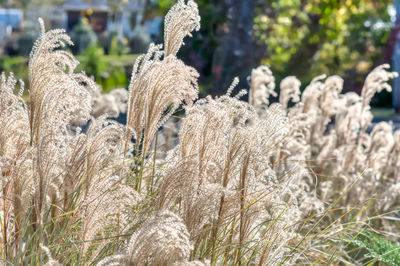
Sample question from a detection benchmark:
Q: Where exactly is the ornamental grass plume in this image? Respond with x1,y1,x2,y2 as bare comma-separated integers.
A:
387,130,400,179
126,0,200,155
29,18,95,146
98,211,207,266
125,46,199,157
320,75,343,117
0,73,33,257
125,0,200,192
367,122,394,178
248,65,276,109
279,76,301,110
72,118,139,261
91,88,129,119
300,74,326,114
126,211,194,265
361,64,398,110
164,0,200,56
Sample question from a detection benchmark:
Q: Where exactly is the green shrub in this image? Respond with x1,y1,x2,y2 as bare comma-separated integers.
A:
354,231,400,265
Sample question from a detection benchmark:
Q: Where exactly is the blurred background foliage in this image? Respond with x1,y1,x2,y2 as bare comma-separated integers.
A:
254,0,392,93
0,0,397,105
147,0,395,103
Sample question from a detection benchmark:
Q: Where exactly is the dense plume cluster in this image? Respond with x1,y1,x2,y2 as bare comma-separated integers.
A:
1,17,137,265
0,0,399,265
273,64,400,217
252,63,400,234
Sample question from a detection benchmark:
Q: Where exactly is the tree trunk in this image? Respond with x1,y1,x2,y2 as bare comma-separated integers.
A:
212,0,257,95
393,0,400,112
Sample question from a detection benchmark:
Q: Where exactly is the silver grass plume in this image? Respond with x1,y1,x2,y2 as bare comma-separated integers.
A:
367,122,394,179
301,74,326,114
279,76,301,110
126,44,198,155
320,75,343,117
80,118,128,193
388,130,400,179
361,64,398,110
346,65,398,172
0,73,30,173
91,88,128,119
299,74,326,147
335,92,364,145
0,73,29,159
126,211,193,265
0,73,34,248
40,244,61,266
27,19,101,223
60,116,134,229
73,118,136,254
316,76,343,139
125,0,201,155
80,176,142,261
97,211,208,265
164,0,200,56
156,91,247,236
29,18,96,145
248,65,276,109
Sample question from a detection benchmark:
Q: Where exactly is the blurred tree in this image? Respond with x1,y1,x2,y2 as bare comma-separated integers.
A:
107,0,126,40
182,0,231,94
128,25,151,53
78,44,129,92
69,18,98,54
254,0,393,90
109,35,130,55
1,0,64,9
211,0,257,94
79,45,108,81
16,26,36,56
145,0,174,18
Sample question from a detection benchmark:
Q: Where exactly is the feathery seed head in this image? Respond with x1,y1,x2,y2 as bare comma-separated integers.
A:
279,76,301,109
127,211,193,265
164,0,201,56
248,65,276,108
126,46,199,154
361,64,398,109
29,19,95,145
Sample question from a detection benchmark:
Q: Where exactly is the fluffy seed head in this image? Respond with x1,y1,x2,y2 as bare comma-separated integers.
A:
279,76,301,109
249,65,276,108
127,211,193,265
164,0,201,56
